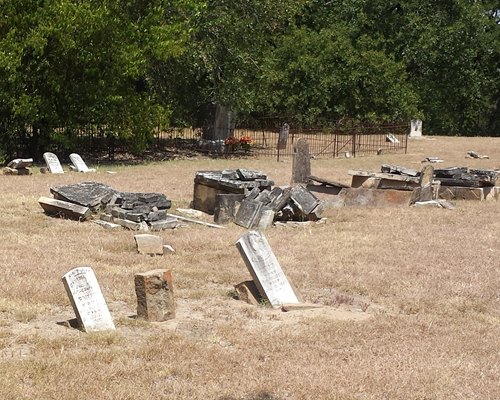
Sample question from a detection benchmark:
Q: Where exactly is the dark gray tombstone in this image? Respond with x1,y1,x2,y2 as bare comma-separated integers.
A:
62,267,115,332
277,123,289,150
234,199,263,229
290,184,321,215
291,138,311,184
236,231,299,307
214,193,245,224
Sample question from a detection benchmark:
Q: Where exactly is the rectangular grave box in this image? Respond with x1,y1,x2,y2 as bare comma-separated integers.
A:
193,170,274,215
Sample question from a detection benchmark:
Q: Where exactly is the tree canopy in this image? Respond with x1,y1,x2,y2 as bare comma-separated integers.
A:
0,0,498,158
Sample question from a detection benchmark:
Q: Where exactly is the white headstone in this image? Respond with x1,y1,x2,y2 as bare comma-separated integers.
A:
43,152,64,174
410,119,423,137
69,153,95,173
236,231,299,307
62,267,115,332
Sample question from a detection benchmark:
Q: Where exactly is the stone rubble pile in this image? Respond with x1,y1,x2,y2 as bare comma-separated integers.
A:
40,181,176,230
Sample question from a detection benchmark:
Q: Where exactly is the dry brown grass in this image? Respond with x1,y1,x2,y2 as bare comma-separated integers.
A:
0,136,499,399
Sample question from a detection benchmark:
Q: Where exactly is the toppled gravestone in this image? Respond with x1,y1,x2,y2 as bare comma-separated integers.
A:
41,182,176,230
3,158,33,175
231,184,323,229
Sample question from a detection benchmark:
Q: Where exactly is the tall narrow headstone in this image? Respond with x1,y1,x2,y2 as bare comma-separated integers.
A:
62,267,115,332
277,123,289,150
236,231,299,307
291,138,311,185
43,152,64,174
410,119,423,137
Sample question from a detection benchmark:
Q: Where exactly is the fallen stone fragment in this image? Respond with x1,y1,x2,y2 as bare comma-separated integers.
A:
166,213,224,229
93,220,122,230
234,199,263,229
134,234,164,255
162,245,175,254
466,150,489,159
214,193,245,224
234,281,262,306
414,200,456,209
135,269,175,322
7,158,33,169
149,217,179,231
38,196,91,220
51,182,117,211
281,303,324,312
113,218,144,231
422,156,444,163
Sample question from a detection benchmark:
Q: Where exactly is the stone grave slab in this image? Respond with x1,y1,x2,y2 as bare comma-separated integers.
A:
51,182,117,210
134,234,164,255
290,184,321,215
236,231,299,307
7,158,33,169
214,193,245,224
43,152,64,174
39,196,92,220
69,153,96,173
62,266,115,332
341,188,412,207
234,199,263,229
135,269,175,321
291,138,311,184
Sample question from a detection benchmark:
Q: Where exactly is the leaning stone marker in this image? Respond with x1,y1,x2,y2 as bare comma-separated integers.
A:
291,138,311,185
134,234,164,255
62,267,115,332
43,152,64,174
134,269,175,321
236,231,299,307
69,153,96,173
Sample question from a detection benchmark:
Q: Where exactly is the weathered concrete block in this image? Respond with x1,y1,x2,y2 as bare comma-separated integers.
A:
135,269,175,321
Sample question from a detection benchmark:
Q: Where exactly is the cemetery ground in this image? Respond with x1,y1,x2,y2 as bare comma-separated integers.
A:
0,136,499,400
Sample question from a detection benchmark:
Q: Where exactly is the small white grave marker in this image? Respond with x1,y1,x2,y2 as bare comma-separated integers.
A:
410,119,423,137
69,153,96,173
43,152,64,174
236,231,299,307
62,266,115,332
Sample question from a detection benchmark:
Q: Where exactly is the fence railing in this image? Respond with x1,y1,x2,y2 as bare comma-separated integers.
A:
155,123,408,159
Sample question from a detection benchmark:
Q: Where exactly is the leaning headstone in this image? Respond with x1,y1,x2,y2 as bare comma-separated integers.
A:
236,231,299,307
43,152,64,174
410,119,423,137
134,234,164,255
234,199,263,229
62,267,115,332
69,153,96,173
214,193,245,224
134,269,175,321
291,138,311,184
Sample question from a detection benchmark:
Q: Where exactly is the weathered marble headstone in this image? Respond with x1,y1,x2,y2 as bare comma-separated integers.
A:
62,267,115,332
415,165,435,202
410,119,423,137
134,234,164,255
236,231,299,307
69,153,96,173
291,138,311,185
134,269,175,321
277,123,289,150
43,152,64,174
